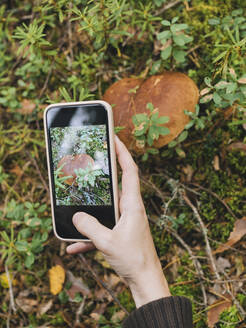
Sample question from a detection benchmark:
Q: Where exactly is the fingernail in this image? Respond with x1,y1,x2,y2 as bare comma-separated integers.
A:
72,212,85,225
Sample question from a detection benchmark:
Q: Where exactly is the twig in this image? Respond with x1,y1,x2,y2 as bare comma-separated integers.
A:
182,192,221,280
38,62,54,99
27,152,49,193
165,224,207,306
154,0,182,16
75,295,86,326
67,2,74,64
78,254,129,315
189,183,237,220
5,264,17,313
149,215,208,306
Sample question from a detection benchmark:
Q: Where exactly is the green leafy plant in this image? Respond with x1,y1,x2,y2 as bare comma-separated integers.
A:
157,16,193,63
13,19,53,58
75,164,103,189
207,9,246,77
200,71,246,110
54,163,73,194
2,200,52,269
133,102,169,144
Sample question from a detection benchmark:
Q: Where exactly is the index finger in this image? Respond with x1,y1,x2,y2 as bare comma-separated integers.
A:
114,135,141,198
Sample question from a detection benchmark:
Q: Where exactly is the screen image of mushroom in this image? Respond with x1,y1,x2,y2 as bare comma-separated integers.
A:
57,154,95,186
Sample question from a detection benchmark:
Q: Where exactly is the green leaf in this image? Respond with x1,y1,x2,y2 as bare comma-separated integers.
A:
171,23,188,33
25,253,35,268
213,51,227,63
177,131,188,143
226,82,237,94
147,102,154,111
150,112,159,123
147,148,159,155
175,147,186,157
173,49,186,63
15,241,29,252
141,153,148,161
157,30,171,41
161,46,172,60
157,126,170,136
173,34,186,46
213,92,222,104
149,126,159,140
134,122,148,136
158,116,170,124
204,77,212,87
171,17,179,24
132,113,148,125
161,20,171,26
208,18,220,25
168,140,177,148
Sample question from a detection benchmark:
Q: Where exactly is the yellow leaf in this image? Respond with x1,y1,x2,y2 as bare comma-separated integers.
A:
48,265,65,295
94,251,111,269
0,273,17,288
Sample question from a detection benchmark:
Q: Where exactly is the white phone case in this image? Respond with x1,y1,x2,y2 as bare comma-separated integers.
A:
43,100,119,242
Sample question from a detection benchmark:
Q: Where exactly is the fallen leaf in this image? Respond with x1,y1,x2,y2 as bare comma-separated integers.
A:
207,295,232,327
200,87,211,96
216,257,231,272
182,165,194,182
227,142,246,153
16,290,38,313
214,217,246,254
213,155,220,171
49,265,65,295
18,99,36,115
111,310,127,323
94,251,111,269
38,299,53,316
238,77,246,84
0,272,18,288
66,270,91,300
104,273,121,289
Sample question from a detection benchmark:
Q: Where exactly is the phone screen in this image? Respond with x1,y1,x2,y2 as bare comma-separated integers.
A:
45,103,117,239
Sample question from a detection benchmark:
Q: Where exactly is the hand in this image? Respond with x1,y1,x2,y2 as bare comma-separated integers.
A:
66,136,171,307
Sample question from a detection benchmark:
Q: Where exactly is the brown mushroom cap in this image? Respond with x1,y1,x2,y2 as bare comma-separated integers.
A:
57,154,94,185
134,72,199,149
103,77,143,148
103,72,199,151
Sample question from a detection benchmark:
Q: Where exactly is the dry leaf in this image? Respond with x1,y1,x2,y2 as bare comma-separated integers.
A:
182,165,194,182
238,77,246,84
66,270,91,300
94,251,111,269
200,87,210,96
111,310,127,323
216,257,231,272
214,217,246,254
16,290,38,313
0,272,18,288
18,99,36,115
227,142,246,153
38,299,53,316
49,265,65,295
207,295,232,327
213,155,220,171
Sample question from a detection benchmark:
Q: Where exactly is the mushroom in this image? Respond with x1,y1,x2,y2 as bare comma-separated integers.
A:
103,72,199,151
103,77,143,148
57,154,94,185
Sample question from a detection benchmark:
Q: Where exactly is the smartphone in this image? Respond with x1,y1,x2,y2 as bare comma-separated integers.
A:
44,100,119,241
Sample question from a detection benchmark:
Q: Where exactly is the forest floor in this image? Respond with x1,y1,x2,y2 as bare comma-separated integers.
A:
0,0,246,327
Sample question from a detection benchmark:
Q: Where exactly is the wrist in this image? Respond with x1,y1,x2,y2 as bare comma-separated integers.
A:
128,260,171,308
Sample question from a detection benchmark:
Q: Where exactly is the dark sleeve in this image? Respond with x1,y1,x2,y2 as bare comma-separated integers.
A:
122,296,192,328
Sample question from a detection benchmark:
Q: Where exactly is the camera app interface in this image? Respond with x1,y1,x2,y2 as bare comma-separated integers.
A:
50,125,112,206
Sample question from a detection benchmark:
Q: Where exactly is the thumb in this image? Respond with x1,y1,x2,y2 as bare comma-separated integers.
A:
73,212,112,252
